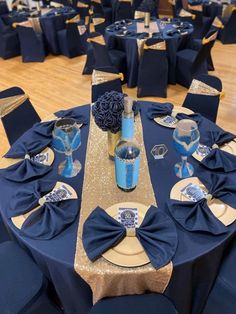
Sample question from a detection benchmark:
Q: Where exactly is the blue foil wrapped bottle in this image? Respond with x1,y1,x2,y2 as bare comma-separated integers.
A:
114,97,141,192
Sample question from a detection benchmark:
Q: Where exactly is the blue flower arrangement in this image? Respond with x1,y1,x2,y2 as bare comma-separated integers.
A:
92,91,126,134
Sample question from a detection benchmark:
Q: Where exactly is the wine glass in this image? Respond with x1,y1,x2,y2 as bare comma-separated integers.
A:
173,119,200,178
52,118,82,178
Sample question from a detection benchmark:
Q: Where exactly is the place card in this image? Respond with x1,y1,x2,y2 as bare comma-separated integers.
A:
31,151,49,165
181,183,207,202
195,144,212,158
41,182,77,203
118,207,138,228
160,115,178,126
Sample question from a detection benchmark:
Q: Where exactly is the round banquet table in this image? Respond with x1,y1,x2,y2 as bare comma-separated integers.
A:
0,101,236,314
105,18,194,87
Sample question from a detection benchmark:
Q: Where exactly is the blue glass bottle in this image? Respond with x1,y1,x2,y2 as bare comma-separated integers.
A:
114,97,141,192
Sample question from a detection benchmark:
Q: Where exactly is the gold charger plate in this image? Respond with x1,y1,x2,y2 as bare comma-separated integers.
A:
193,140,236,162
154,107,193,128
170,177,236,226
102,202,150,267
11,182,77,229
0,147,55,169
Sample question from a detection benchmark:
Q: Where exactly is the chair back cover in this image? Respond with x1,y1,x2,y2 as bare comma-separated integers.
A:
192,30,217,74
0,1,9,15
182,74,222,122
16,22,46,62
90,293,178,314
91,66,123,102
137,37,168,98
0,86,41,145
0,17,20,59
220,9,236,44
92,14,107,35
91,0,104,15
114,0,133,21
89,33,113,68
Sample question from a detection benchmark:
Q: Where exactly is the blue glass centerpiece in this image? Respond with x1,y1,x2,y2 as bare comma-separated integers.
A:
52,118,81,178
173,119,200,178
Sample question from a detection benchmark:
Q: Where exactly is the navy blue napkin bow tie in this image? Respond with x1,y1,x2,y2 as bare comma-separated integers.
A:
168,170,236,234
82,205,178,269
8,180,79,239
146,103,202,124
200,130,236,172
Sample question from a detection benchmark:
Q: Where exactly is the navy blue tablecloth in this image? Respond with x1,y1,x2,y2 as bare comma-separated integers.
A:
105,19,193,87
0,102,235,314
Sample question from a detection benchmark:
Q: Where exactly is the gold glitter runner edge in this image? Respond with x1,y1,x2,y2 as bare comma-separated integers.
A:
74,108,173,304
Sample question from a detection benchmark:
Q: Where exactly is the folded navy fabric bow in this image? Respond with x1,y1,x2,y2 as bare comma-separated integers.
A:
175,112,203,125
200,130,236,172
8,180,79,239
82,206,178,269
3,140,51,182
168,171,236,234
147,103,174,119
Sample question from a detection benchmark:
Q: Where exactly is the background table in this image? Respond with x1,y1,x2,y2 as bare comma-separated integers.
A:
0,102,235,314
105,18,193,87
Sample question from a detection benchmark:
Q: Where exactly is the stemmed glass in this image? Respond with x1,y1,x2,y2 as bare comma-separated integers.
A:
173,119,200,178
52,118,82,178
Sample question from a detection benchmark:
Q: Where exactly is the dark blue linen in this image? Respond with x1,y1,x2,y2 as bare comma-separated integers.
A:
175,112,203,124
0,102,235,314
147,103,174,119
200,130,236,172
83,205,178,269
168,199,227,235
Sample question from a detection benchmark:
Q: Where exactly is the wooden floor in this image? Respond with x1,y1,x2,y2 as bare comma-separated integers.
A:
0,40,236,155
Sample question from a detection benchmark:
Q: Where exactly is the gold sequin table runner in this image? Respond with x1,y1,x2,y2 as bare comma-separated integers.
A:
74,110,173,303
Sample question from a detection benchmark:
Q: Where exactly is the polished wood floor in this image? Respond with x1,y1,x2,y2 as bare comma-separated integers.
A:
0,40,236,155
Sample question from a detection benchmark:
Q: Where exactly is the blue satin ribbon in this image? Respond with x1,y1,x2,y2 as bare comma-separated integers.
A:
82,205,178,269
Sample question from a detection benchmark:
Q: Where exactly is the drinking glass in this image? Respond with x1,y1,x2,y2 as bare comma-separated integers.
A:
52,118,81,177
173,119,200,178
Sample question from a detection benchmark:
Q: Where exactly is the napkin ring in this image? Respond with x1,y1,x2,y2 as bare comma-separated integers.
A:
212,144,219,149
205,194,213,202
126,228,136,237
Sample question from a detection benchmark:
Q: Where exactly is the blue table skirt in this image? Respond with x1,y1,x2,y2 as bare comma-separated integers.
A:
105,19,193,87
0,102,235,314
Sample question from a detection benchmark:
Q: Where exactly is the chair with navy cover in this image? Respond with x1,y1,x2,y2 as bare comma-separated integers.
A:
0,17,20,59
182,74,222,122
176,29,218,88
83,32,127,77
57,15,85,58
114,0,133,21
91,0,112,24
137,37,168,98
91,65,123,102
92,13,107,35
0,86,41,145
218,9,236,44
90,293,178,314
0,1,9,15
15,20,47,62
202,237,236,314
0,241,62,313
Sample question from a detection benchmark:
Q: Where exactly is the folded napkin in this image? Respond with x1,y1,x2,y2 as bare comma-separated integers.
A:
137,32,149,39
168,171,236,234
82,206,178,269
200,130,236,172
8,180,79,239
147,103,174,119
175,112,203,124
166,29,179,36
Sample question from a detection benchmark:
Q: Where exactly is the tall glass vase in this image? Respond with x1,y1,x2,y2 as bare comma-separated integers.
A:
107,131,120,160
144,12,150,28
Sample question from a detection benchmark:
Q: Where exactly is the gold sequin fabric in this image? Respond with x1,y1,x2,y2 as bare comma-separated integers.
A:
74,109,173,304
0,94,29,118
188,79,221,96
92,70,123,85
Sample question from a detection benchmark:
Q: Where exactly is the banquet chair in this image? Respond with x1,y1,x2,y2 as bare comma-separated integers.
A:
83,32,127,77
169,0,183,18
182,74,222,122
202,237,236,314
0,86,41,145
77,0,90,20
114,0,133,21
90,293,178,314
92,13,107,35
137,37,168,98
91,66,123,102
0,17,20,59
14,20,47,62
91,0,112,24
0,241,62,313
57,15,85,58
218,9,236,44
176,29,218,88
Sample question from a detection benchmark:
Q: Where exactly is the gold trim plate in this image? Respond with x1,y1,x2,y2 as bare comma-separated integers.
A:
170,177,236,226
154,107,194,128
102,202,150,267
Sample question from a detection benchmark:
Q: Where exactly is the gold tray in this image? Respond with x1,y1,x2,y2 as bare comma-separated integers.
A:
193,140,236,162
170,177,236,226
102,202,150,267
154,107,193,128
